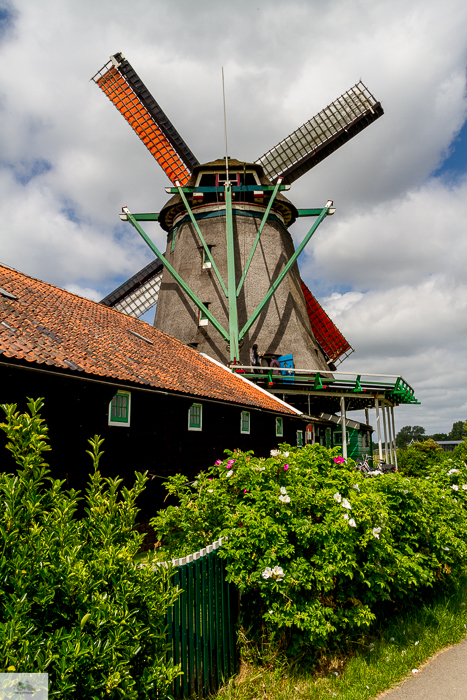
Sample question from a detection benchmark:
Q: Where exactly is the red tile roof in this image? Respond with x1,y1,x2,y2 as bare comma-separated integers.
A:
0,264,297,415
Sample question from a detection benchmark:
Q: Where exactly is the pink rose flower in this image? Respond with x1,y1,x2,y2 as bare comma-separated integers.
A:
284,464,289,471
333,457,345,464
214,460,222,466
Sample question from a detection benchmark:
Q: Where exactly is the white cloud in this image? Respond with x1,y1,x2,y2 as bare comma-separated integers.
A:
0,0,466,433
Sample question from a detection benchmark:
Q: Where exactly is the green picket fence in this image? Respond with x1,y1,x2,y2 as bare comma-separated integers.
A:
157,538,239,698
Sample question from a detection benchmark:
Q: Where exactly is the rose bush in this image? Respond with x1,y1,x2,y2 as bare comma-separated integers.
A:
152,444,467,656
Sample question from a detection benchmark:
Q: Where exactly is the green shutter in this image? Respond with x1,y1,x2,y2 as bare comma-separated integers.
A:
189,404,203,430
275,417,283,437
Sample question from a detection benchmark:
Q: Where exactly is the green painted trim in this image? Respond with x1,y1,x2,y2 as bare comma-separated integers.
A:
123,210,229,342
168,207,284,234
225,186,240,362
176,184,228,298
236,178,283,297
239,203,332,341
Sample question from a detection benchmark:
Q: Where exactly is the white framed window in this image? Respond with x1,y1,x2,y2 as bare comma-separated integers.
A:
198,303,210,327
296,430,304,447
334,431,350,445
275,416,284,437
240,411,250,434
188,403,203,431
109,391,131,427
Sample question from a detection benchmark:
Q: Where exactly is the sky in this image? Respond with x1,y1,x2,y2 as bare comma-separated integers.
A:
0,0,466,434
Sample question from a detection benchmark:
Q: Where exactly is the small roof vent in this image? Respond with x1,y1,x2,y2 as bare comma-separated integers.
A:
0,287,17,301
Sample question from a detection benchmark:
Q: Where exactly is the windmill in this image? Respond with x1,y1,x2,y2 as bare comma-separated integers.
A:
94,53,383,370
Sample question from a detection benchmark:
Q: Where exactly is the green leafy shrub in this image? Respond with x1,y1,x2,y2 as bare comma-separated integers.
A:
397,438,446,477
152,445,467,658
0,399,180,699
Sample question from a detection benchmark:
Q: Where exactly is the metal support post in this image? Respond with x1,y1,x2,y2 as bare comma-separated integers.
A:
175,182,228,298
365,408,369,426
236,178,283,296
390,406,398,470
382,404,389,462
239,201,333,341
122,208,229,342
225,185,239,362
375,399,383,460
386,406,394,464
340,396,347,460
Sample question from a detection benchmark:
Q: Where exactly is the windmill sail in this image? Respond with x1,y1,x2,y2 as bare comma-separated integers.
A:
301,281,354,366
92,53,199,185
256,81,383,184
100,259,163,318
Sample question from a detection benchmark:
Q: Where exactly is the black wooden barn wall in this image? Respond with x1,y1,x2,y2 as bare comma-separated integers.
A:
0,361,303,519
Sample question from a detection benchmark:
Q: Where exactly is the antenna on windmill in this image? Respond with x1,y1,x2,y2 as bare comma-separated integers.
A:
222,67,229,184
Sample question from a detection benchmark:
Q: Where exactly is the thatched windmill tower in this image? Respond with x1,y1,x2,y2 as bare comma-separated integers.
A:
95,53,383,369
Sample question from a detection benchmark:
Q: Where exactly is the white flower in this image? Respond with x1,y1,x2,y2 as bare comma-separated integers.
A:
282,451,289,457
333,492,342,503
372,527,381,539
279,494,291,503
342,498,352,510
412,669,418,674
352,484,360,491
207,489,213,493
269,609,273,614
390,637,395,642
401,650,406,656
343,513,349,520
193,481,198,487
448,469,460,475
280,486,287,494
443,547,450,551
452,484,459,491
414,641,419,646
462,484,467,490
259,466,266,471
348,518,356,527
270,449,280,457
262,567,272,579
272,565,284,581
226,470,233,477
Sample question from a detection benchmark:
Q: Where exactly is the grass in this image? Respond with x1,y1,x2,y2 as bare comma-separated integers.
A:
214,577,467,700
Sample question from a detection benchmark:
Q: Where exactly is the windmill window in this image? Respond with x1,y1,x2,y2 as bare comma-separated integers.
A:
109,391,131,427
296,430,304,447
202,246,214,269
188,403,203,431
216,172,240,186
240,411,250,435
198,303,210,326
275,416,284,437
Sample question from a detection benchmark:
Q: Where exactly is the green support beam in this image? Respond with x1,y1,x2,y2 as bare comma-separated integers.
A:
236,178,283,297
119,212,159,221
175,182,228,298
297,208,335,217
238,201,333,341
121,207,229,342
225,186,240,362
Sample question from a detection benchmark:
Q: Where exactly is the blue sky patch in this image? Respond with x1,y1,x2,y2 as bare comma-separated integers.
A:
13,158,52,185
0,4,15,42
432,117,467,179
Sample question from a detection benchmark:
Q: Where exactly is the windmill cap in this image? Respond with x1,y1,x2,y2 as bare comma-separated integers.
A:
159,158,298,232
